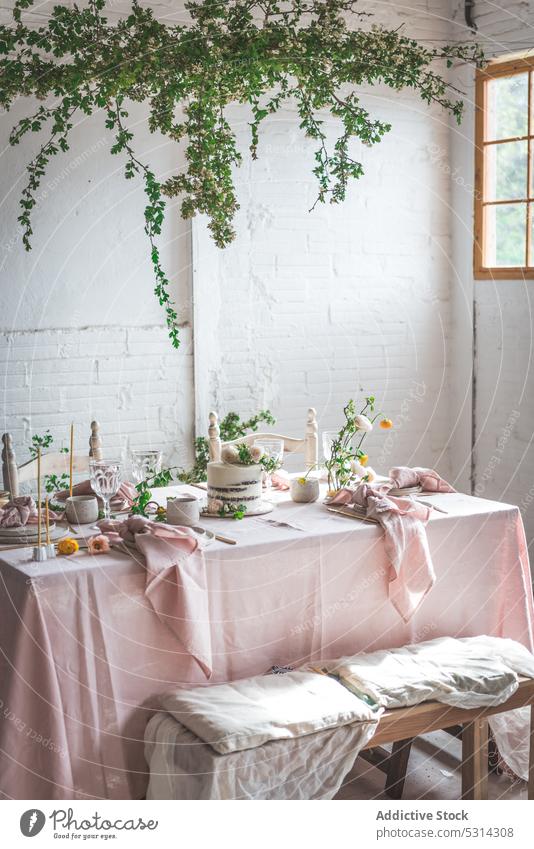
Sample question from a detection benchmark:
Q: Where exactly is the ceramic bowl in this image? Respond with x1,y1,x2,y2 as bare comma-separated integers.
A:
290,477,320,503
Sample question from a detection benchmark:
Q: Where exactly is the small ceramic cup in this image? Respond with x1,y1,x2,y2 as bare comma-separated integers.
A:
65,495,99,525
167,496,200,527
290,476,320,503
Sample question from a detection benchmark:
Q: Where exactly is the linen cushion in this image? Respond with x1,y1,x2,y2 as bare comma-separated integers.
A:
160,670,378,754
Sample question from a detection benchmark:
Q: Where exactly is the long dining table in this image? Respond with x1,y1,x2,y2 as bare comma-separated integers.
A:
0,484,533,799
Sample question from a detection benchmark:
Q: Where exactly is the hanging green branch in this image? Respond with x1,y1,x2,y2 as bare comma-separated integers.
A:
0,0,482,347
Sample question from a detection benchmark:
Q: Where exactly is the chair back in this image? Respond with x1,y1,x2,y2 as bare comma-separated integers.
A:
208,409,318,470
1,421,103,497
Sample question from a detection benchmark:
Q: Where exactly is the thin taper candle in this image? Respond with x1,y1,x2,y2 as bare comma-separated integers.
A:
37,447,42,547
45,496,50,545
69,422,74,497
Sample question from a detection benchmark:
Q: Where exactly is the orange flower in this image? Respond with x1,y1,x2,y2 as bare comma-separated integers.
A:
57,537,79,556
359,453,369,466
88,534,110,554
380,418,393,430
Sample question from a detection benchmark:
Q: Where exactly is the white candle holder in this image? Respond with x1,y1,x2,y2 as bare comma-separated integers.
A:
32,545,48,562
45,543,56,559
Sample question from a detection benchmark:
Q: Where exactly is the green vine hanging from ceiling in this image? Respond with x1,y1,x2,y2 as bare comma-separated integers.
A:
0,0,482,347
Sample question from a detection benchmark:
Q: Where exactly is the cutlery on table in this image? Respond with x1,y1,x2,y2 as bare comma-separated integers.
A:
414,498,448,514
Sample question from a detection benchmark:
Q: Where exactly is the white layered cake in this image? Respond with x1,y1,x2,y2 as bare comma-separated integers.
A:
207,461,263,512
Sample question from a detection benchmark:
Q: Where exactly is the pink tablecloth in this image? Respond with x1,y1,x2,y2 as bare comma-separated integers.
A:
0,487,533,800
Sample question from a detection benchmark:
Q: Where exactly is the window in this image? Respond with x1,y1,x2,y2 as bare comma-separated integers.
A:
474,56,534,278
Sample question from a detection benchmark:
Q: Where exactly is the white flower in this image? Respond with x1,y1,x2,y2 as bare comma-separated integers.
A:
350,459,366,477
221,445,239,464
354,414,373,432
250,445,263,462
364,467,376,483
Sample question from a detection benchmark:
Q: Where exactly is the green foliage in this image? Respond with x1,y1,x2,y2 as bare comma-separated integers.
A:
130,466,176,516
217,501,247,520
325,395,382,491
178,409,275,483
29,430,70,493
0,1,482,346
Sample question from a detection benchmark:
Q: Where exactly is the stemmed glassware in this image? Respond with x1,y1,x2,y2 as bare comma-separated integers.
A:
130,449,162,484
322,430,339,463
254,438,284,489
89,459,122,520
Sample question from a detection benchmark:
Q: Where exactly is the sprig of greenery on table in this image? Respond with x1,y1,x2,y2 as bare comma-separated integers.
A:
1,0,482,348
178,409,275,484
130,467,176,518
29,430,70,494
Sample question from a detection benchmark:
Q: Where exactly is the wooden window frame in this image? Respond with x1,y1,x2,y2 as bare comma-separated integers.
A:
474,55,534,279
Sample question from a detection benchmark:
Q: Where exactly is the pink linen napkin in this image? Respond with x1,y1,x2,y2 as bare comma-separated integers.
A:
330,484,435,622
389,466,455,493
0,496,61,528
57,479,137,511
271,470,291,491
98,516,212,678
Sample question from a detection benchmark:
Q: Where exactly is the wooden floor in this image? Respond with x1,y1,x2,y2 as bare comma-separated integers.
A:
335,730,527,800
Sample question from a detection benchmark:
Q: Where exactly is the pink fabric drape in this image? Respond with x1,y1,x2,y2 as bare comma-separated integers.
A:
98,517,212,677
389,466,456,493
329,484,434,622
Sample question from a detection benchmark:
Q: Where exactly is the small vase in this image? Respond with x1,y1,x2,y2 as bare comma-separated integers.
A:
290,477,320,503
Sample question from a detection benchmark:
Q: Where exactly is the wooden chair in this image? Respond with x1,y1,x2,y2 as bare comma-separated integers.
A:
208,408,318,469
360,676,534,800
1,421,103,497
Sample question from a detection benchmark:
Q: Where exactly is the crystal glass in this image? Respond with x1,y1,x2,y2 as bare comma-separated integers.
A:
130,449,162,484
89,459,122,520
253,438,284,489
322,430,339,463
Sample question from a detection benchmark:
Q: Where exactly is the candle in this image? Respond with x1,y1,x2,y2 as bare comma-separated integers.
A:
69,422,74,497
45,496,50,545
37,447,42,548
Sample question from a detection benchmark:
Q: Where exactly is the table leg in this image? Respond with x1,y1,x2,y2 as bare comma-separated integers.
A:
462,718,489,800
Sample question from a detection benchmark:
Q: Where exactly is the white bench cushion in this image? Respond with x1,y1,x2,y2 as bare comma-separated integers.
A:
160,669,379,754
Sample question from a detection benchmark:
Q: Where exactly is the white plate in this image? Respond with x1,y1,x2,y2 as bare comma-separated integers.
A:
201,501,274,518
0,523,67,543
388,485,422,497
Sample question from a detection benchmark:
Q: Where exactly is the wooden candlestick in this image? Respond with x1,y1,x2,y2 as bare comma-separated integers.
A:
37,447,42,548
69,422,74,497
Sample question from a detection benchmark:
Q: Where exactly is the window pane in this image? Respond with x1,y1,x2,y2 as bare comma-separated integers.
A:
486,72,528,141
484,203,526,266
485,139,528,200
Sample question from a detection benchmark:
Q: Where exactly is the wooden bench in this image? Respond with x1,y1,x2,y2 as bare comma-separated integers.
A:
360,677,534,800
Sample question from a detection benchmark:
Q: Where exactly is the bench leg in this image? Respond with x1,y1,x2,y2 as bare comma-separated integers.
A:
385,738,414,800
462,718,489,800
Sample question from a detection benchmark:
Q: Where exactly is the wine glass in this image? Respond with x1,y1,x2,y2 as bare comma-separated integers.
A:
322,430,339,463
253,438,284,489
130,449,162,484
89,459,122,520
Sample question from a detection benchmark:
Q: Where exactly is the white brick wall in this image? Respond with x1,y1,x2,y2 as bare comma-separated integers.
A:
194,1,457,475
0,325,194,474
